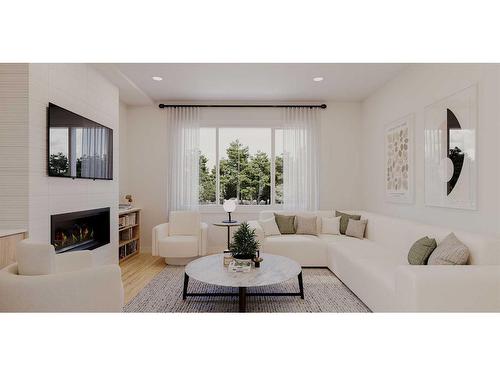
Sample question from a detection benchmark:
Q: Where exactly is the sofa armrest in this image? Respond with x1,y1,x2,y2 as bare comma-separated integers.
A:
200,222,208,255
248,220,265,251
55,250,93,273
395,265,500,312
152,223,169,256
0,264,124,312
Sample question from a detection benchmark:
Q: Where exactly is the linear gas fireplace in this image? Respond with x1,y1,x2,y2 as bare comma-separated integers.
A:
50,207,110,254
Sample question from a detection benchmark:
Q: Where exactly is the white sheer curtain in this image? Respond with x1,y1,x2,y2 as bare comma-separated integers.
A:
167,107,200,211
282,107,320,211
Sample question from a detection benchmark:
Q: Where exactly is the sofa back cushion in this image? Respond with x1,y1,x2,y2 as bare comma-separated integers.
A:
296,215,317,235
321,216,341,235
335,211,361,234
345,218,367,239
353,211,500,265
16,240,56,276
274,213,296,234
258,217,281,236
169,211,200,236
408,236,437,265
428,233,469,265
260,210,333,235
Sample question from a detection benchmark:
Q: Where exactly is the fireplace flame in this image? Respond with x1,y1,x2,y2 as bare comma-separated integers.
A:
54,223,94,251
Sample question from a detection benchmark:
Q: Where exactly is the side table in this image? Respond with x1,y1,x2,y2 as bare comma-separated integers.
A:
213,221,241,250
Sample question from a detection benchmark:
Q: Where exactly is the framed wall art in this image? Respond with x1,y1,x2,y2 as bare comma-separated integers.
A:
385,114,414,204
424,85,477,210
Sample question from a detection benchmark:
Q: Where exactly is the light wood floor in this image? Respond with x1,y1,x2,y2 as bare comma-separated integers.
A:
120,253,166,304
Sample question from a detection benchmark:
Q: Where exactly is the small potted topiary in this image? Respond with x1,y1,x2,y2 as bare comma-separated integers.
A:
229,222,260,261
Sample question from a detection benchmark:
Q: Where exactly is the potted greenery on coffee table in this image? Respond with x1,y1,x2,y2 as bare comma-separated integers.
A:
229,222,259,260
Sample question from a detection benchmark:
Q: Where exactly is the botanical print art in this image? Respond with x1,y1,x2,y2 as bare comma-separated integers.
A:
385,115,413,203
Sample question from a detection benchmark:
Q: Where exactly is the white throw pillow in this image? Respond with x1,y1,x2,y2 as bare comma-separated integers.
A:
258,217,281,237
321,216,340,235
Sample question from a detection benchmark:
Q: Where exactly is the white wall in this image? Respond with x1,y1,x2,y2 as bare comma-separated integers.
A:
0,64,29,229
120,105,166,252
28,64,120,265
360,64,500,235
320,102,362,210
120,102,362,252
119,101,129,199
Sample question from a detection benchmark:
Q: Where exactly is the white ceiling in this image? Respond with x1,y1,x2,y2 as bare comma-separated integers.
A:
93,63,409,106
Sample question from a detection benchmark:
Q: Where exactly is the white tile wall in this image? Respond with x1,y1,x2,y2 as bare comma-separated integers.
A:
28,63,120,265
0,64,29,229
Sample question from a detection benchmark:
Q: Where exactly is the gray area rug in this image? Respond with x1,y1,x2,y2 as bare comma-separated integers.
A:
125,266,370,313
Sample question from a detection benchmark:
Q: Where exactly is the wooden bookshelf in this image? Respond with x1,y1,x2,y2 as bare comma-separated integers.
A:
118,208,141,263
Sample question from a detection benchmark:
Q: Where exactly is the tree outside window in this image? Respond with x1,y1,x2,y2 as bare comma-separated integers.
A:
199,127,283,206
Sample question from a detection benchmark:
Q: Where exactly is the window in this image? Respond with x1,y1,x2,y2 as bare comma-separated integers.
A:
199,128,217,204
199,127,283,206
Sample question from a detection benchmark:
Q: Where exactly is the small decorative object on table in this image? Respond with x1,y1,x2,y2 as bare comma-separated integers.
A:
222,199,237,223
223,250,233,267
229,222,259,262
119,194,134,210
228,259,252,273
253,250,263,268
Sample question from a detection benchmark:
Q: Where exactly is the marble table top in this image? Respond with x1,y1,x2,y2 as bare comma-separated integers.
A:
185,253,301,288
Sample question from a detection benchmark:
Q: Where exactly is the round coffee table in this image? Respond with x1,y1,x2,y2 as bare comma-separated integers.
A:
183,253,303,312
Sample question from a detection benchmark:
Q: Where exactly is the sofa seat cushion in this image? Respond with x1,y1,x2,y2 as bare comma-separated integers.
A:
262,234,327,266
158,236,198,258
318,234,357,245
264,234,325,249
345,253,398,292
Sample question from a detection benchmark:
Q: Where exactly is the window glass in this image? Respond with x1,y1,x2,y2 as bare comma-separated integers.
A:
218,128,272,205
199,127,217,204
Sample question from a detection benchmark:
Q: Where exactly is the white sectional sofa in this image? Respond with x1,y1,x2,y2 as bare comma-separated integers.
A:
248,210,500,312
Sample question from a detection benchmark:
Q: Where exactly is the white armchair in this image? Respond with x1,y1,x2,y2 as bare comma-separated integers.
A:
0,240,124,312
152,211,208,265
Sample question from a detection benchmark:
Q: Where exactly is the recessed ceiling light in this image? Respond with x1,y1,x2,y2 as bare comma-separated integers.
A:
313,76,324,82
152,76,163,81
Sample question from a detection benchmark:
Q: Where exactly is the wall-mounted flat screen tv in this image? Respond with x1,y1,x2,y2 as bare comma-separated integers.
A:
48,103,113,180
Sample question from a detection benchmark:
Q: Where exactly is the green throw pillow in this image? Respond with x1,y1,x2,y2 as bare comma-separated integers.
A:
408,236,437,265
274,213,296,234
335,211,361,235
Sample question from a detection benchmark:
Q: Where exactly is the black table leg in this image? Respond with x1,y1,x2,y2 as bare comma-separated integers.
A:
183,273,189,300
239,287,247,312
298,271,304,299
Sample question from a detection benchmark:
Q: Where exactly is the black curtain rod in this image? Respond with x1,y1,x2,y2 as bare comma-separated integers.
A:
158,103,327,109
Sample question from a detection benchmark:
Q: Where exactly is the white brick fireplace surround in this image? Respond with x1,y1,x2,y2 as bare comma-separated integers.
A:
0,64,120,265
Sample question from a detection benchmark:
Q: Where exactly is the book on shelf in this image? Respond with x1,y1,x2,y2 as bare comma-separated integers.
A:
120,228,133,241
119,213,136,228
126,241,137,255
120,241,138,259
